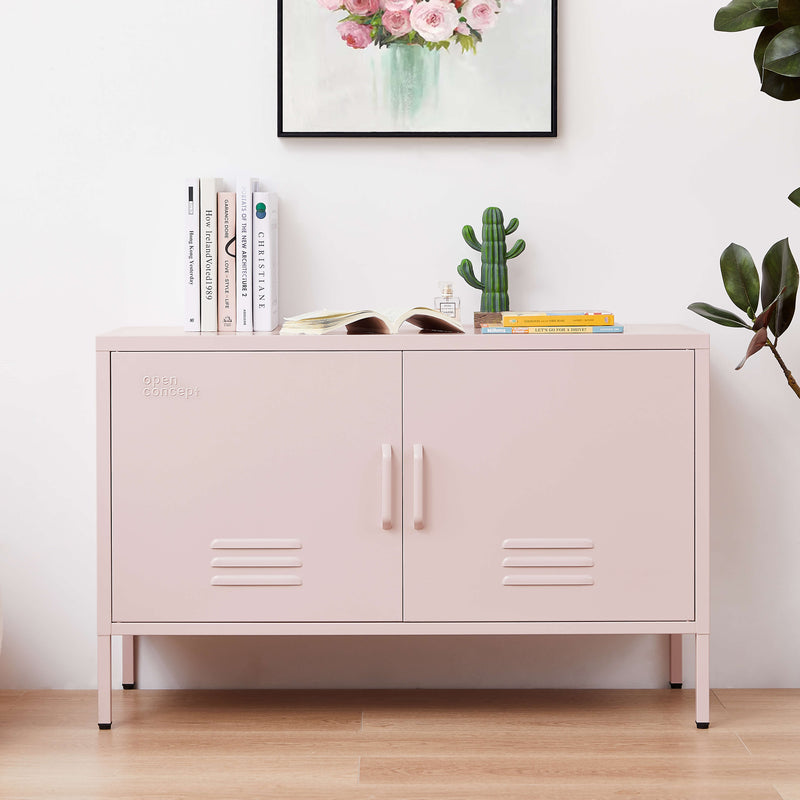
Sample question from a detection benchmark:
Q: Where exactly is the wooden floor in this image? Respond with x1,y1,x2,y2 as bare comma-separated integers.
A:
1,689,799,799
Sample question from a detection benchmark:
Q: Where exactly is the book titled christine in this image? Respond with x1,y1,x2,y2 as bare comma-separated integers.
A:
280,307,465,335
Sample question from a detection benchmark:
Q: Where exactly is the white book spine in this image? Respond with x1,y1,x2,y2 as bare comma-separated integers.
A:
253,192,280,332
184,179,201,331
236,178,257,331
200,177,219,332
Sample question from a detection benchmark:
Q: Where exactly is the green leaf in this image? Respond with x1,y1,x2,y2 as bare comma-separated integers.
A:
715,0,779,31
755,23,786,76
779,0,800,24
761,238,799,336
753,290,782,328
688,302,753,328
789,187,800,206
720,243,760,317
735,327,769,369
764,24,800,75
761,68,800,96
455,33,477,54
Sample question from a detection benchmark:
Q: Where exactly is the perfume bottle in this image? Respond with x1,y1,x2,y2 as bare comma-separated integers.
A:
434,282,461,321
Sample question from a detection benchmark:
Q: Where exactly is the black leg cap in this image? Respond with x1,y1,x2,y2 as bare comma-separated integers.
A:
122,683,135,690
696,721,709,729
670,682,683,689
98,723,112,730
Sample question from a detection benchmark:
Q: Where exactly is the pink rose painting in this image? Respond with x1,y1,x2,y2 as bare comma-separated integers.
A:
279,0,557,135
322,0,497,52
382,0,414,9
461,0,500,31
343,0,381,14
382,10,413,37
336,20,373,48
409,1,460,42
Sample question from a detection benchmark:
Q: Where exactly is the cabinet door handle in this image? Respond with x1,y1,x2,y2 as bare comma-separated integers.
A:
381,444,393,530
413,443,424,530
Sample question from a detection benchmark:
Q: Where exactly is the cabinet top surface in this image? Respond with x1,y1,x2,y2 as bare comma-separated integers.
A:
97,324,709,352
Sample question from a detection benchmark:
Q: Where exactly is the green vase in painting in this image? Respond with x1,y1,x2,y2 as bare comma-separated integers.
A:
383,44,440,125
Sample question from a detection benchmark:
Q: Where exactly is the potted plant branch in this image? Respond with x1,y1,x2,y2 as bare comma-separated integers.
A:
689,0,800,398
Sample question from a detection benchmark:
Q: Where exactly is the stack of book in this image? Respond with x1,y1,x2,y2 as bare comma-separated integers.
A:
184,177,279,333
481,311,623,334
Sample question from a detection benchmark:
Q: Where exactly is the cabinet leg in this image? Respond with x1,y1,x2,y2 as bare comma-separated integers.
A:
669,633,683,688
695,633,710,728
122,635,136,689
98,635,112,730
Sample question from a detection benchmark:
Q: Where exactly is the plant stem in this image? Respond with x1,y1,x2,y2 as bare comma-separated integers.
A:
765,339,800,399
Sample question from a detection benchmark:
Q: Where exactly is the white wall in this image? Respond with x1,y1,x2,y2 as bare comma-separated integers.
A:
1,0,799,691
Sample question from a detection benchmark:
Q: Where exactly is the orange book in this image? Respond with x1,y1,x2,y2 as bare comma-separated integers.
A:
502,311,615,327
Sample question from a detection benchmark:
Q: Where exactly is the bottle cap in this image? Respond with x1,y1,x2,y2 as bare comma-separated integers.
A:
438,281,454,296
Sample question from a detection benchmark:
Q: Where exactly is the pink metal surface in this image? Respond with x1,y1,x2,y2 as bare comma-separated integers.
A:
109,620,703,636
694,349,711,634
97,636,111,727
96,353,112,634
110,351,402,623
97,327,711,727
670,633,683,685
413,444,424,530
381,444,393,530
122,635,135,687
402,349,696,623
97,325,709,353
696,634,710,725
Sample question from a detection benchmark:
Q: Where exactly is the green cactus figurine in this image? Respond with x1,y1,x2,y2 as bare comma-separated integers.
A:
457,206,526,312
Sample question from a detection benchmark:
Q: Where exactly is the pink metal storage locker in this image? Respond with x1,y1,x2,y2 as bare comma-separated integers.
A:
97,325,710,730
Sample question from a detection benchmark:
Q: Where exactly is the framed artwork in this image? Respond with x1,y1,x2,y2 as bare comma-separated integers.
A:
278,0,557,137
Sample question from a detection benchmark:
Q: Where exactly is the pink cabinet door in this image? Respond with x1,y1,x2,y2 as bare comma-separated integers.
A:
111,351,402,623
402,349,696,623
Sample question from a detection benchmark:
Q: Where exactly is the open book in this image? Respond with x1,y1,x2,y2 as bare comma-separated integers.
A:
280,307,465,335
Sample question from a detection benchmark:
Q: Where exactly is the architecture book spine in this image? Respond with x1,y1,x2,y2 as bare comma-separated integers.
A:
253,192,280,332
502,312,615,327
236,178,257,331
200,177,219,332
217,191,236,332
184,179,200,332
482,325,624,334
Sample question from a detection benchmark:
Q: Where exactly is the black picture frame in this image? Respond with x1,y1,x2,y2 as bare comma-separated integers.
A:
278,0,557,138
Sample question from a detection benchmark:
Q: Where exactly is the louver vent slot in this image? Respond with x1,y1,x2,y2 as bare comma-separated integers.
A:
210,540,304,587
210,538,302,549
503,556,594,568
503,538,594,550
501,539,595,588
503,575,594,587
211,575,302,587
211,557,302,568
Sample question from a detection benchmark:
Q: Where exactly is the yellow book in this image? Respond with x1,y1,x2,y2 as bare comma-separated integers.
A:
502,311,615,327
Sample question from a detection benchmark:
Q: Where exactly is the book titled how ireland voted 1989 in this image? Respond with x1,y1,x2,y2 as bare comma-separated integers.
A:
199,177,219,332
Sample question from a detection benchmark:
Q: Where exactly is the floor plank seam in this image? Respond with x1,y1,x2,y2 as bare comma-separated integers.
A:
736,734,753,756
712,689,728,710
